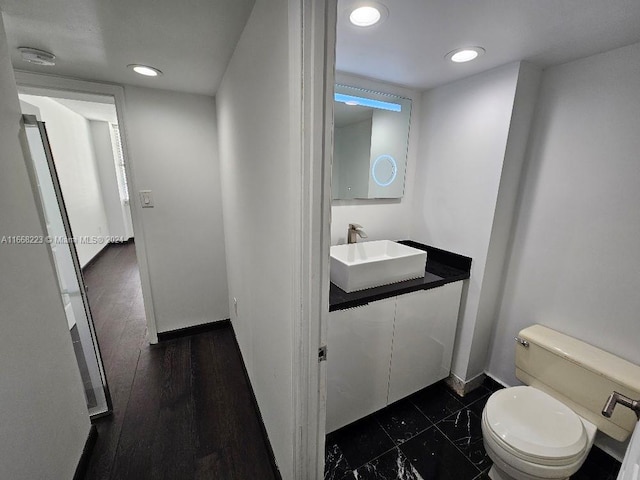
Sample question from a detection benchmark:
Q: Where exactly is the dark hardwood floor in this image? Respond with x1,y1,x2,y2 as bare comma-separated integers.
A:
82,242,279,480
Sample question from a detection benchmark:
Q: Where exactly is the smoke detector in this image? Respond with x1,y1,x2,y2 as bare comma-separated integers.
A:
18,47,56,66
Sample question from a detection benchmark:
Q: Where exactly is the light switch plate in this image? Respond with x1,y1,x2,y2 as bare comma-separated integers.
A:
139,190,154,208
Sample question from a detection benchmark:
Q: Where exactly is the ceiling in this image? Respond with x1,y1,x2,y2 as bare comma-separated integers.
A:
336,0,640,90
3,0,640,96
53,98,118,124
0,0,255,96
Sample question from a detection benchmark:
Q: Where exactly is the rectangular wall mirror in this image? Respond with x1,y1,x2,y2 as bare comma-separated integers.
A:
332,84,412,200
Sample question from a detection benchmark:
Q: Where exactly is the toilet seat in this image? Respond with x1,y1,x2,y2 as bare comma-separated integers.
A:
484,386,589,466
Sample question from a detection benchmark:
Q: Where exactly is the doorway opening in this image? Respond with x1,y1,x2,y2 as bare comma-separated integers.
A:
20,88,146,418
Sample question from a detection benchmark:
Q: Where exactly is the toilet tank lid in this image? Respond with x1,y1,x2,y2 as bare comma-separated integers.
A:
519,325,640,393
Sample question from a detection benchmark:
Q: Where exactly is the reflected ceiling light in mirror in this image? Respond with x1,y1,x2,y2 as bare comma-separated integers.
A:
335,93,402,112
445,46,486,63
128,64,163,77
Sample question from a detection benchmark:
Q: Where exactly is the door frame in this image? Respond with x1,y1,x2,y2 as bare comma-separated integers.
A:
14,71,159,343
289,0,337,477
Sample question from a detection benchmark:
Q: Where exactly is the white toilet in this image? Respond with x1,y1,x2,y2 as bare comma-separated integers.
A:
481,324,640,480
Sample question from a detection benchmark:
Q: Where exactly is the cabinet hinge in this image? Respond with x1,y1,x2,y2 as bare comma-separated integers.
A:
318,345,327,362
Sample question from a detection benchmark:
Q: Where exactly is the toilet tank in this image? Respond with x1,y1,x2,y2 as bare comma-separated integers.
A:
516,324,640,442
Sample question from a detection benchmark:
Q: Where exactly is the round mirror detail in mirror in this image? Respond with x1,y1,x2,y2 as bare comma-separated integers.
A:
371,154,397,187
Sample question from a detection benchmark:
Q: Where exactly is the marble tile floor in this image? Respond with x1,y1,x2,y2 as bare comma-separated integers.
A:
325,378,621,480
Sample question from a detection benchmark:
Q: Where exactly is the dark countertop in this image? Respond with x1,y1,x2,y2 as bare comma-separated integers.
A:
329,240,472,312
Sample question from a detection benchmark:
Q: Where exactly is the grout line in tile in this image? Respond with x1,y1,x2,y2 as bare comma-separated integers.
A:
374,417,397,444
374,408,433,448
408,398,435,423
348,444,400,473
472,468,489,480
435,402,478,426
465,395,489,411
348,414,438,474
412,399,436,426
433,422,483,476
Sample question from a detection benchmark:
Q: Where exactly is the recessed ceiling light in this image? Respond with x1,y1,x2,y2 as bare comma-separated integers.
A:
345,100,359,106
445,47,486,63
128,64,163,77
19,47,56,66
350,6,382,27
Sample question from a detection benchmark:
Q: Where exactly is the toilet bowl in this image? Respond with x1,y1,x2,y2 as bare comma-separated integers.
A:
481,386,596,480
479,325,640,480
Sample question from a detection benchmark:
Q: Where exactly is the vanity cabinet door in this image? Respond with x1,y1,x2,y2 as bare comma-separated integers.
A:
388,282,463,404
326,297,396,433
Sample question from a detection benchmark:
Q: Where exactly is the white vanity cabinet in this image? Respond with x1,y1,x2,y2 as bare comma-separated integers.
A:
326,297,396,433
388,282,463,404
326,282,463,432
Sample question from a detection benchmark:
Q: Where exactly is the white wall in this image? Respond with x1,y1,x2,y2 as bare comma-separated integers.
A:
89,120,132,240
466,63,541,380
331,73,420,245
410,62,540,382
0,13,90,479
486,42,640,461
215,0,301,475
20,98,41,118
487,43,640,386
19,94,111,266
123,86,229,333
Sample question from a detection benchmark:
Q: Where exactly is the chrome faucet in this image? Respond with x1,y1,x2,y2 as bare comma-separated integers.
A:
347,223,368,244
602,391,640,420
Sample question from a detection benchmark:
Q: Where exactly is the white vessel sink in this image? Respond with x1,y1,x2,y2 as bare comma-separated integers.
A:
330,240,427,293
